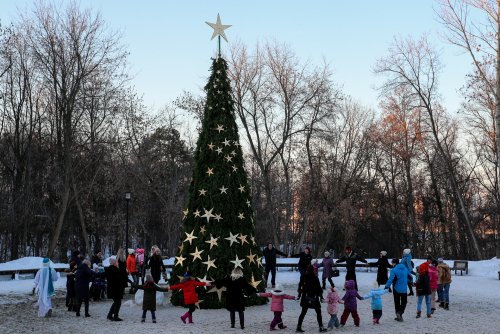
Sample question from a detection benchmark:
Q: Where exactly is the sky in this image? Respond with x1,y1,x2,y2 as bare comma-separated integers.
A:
0,0,476,114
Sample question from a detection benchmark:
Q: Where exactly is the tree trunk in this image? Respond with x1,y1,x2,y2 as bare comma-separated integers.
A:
72,180,91,258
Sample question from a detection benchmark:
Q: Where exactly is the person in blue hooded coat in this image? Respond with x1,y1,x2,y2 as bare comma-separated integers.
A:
401,249,414,296
385,258,413,322
74,259,99,317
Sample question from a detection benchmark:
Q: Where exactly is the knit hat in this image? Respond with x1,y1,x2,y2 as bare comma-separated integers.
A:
380,251,387,256
311,259,317,265
403,249,411,255
392,258,399,264
273,284,284,292
72,250,80,257
93,264,98,270
82,259,91,266
183,271,192,278
128,248,135,254
95,249,101,254
419,261,430,275
42,258,50,266
146,274,154,282
324,251,330,256
427,254,433,260
372,281,379,290
345,246,352,251
438,258,444,263
109,258,117,265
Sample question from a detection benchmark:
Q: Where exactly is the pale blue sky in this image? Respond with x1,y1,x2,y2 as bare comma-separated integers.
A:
1,0,474,113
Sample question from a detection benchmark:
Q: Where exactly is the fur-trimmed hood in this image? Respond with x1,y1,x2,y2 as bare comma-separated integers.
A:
180,276,195,284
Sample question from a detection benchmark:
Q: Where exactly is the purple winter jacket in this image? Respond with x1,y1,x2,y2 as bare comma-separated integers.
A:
318,256,335,278
342,280,363,310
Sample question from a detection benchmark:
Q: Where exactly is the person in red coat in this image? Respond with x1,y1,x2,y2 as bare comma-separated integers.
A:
169,271,211,324
126,249,139,294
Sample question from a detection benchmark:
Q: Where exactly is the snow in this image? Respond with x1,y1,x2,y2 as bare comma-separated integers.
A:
0,258,499,333
0,257,68,271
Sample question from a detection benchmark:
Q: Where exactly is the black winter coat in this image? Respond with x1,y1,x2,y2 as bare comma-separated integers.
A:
263,247,287,267
298,273,323,308
337,252,367,271
131,282,169,311
371,256,391,285
291,252,313,269
214,276,256,312
148,255,166,281
91,255,101,267
416,273,431,296
66,272,76,297
75,264,98,299
103,266,128,300
69,256,82,266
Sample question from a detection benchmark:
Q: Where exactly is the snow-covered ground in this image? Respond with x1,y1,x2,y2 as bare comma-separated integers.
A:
0,257,499,333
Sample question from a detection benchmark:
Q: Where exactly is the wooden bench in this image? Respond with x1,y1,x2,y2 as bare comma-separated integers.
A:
451,260,468,275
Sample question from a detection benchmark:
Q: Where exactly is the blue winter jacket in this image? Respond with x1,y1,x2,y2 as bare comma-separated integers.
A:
401,253,412,273
362,288,389,310
385,263,413,293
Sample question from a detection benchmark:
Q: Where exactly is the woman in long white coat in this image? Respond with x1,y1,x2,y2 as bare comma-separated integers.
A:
34,258,59,317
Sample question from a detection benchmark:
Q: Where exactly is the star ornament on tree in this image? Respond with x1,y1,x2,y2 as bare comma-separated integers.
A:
250,274,262,289
207,285,227,302
202,255,217,271
175,255,186,267
201,208,216,223
197,275,212,290
184,230,198,245
230,254,244,269
206,14,232,42
225,232,240,246
205,234,219,249
190,247,204,261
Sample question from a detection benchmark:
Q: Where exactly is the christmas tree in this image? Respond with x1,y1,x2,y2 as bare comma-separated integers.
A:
169,56,267,309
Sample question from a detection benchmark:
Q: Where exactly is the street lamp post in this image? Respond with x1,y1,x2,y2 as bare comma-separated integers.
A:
125,192,131,250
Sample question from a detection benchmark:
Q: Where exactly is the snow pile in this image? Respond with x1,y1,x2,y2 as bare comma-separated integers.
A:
134,289,165,306
0,257,68,271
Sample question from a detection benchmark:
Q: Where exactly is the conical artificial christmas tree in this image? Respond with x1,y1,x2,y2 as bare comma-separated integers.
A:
169,57,267,309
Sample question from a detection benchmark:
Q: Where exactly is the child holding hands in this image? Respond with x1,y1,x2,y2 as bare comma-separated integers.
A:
257,283,297,330
324,286,344,329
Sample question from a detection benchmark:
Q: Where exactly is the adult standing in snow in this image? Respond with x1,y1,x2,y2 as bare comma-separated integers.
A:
34,258,59,317
75,259,98,317
436,258,452,310
335,246,368,291
263,243,288,288
385,258,413,322
317,251,335,289
295,265,327,332
291,247,313,278
401,249,414,296
91,250,102,267
148,247,167,284
127,248,139,293
370,251,392,292
104,258,130,321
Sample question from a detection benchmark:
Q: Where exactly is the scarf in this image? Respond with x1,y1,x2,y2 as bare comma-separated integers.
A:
231,273,243,281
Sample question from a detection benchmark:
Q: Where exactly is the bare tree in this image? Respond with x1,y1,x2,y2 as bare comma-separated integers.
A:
373,33,483,259
436,0,500,201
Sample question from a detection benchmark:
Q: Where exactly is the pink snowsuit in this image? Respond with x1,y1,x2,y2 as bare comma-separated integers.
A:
324,290,343,315
259,290,296,329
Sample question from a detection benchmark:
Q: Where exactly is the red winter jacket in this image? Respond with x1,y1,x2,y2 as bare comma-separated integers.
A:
169,277,207,305
429,266,438,290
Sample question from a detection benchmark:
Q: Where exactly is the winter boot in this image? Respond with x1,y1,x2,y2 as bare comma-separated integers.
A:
84,300,91,317
141,317,145,323
270,327,277,331
416,311,421,318
439,301,445,308
68,304,73,312
319,326,327,332
444,302,449,310
152,319,157,323
75,303,81,317
188,314,194,324
431,308,436,314
427,314,432,318
45,309,52,318
181,312,189,323
373,318,378,324
114,317,123,322
296,325,305,333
